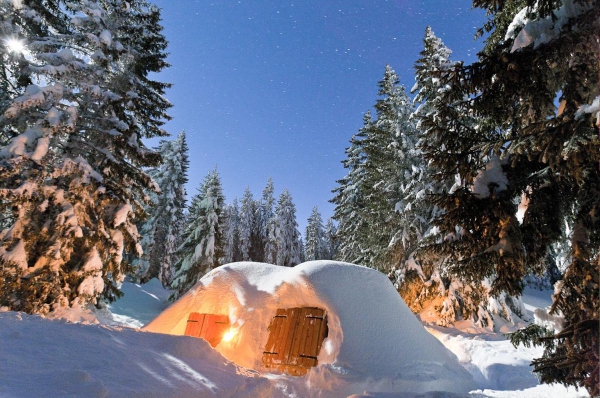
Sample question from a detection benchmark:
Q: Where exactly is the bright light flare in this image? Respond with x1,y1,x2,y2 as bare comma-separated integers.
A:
222,328,237,343
4,38,25,54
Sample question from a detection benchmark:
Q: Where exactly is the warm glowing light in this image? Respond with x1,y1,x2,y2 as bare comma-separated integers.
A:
5,38,25,54
222,328,237,343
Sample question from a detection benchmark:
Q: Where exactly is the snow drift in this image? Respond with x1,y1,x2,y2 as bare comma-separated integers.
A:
0,311,275,398
144,260,476,396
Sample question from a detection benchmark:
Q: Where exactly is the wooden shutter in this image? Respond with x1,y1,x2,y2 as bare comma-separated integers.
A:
184,313,230,347
262,307,328,376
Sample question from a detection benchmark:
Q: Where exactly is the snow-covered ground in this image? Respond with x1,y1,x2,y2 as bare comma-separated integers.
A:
0,271,589,397
426,287,588,398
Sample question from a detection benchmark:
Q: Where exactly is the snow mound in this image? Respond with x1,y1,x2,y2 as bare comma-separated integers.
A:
144,261,476,396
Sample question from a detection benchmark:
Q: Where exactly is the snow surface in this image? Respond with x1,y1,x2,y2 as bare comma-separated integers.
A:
0,311,276,398
425,287,588,398
108,278,172,328
145,261,476,396
0,266,589,397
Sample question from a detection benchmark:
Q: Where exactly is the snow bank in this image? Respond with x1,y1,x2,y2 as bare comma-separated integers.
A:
427,326,542,390
423,288,588,398
144,261,476,396
0,311,276,398
471,384,589,398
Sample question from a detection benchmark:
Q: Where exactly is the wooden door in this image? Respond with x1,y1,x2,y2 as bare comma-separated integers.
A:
184,312,230,347
262,307,328,376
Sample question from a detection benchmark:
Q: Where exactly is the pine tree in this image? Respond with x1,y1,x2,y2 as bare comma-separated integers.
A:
274,189,301,267
135,131,188,286
305,206,326,261
170,168,226,300
0,0,170,314
432,1,599,393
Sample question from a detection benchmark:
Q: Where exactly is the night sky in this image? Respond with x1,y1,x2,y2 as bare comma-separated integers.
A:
150,0,487,232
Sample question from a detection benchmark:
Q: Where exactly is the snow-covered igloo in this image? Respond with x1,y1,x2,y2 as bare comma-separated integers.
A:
143,261,475,395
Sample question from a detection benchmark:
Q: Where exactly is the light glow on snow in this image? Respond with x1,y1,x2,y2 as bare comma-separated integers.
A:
221,328,237,343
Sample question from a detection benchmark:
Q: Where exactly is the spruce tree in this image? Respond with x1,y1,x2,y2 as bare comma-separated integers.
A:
262,178,278,264
394,27,485,323
170,168,226,300
222,198,242,264
274,189,301,267
135,131,188,286
372,66,421,269
359,67,405,272
323,218,339,260
332,66,417,273
331,113,370,265
239,187,254,261
238,186,262,261
305,206,326,261
427,1,598,393
0,0,170,314
297,236,306,264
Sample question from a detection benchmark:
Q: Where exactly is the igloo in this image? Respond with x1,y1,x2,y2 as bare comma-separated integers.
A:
143,261,475,395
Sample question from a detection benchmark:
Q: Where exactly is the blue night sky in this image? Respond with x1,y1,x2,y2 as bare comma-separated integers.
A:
151,0,487,232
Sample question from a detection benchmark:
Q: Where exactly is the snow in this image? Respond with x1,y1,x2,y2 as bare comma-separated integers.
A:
575,96,599,122
423,287,588,398
99,30,112,46
77,248,105,298
507,0,593,52
427,327,542,390
45,106,61,127
30,130,50,160
113,203,132,227
516,190,530,224
82,247,103,271
57,47,73,60
472,156,508,198
0,311,274,398
0,125,44,159
471,384,587,398
145,261,476,396
0,267,588,397
0,239,28,269
108,278,172,327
